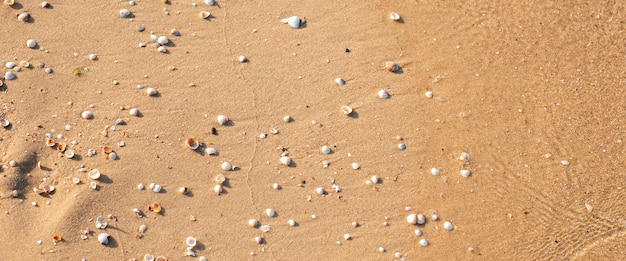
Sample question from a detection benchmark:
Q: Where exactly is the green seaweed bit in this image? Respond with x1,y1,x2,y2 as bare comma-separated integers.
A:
73,67,86,76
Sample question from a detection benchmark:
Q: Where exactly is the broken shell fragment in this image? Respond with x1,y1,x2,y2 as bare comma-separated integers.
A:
389,12,401,21
148,203,162,213
89,169,101,180
341,105,353,115
255,236,264,244
42,184,55,194
200,11,211,19
385,61,400,72
0,119,9,127
33,187,44,194
97,233,110,245
90,181,97,190
186,137,200,150
103,146,113,154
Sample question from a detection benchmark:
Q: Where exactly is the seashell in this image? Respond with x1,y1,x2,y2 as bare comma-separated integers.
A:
281,16,302,29
119,9,131,18
378,89,390,99
72,178,80,184
0,80,3,88
185,250,196,257
57,143,66,152
432,214,439,221
186,236,197,247
155,256,167,261
425,90,433,98
96,216,107,229
106,151,118,160
238,55,248,63
53,235,62,242
157,46,167,53
5,62,15,69
26,39,37,48
460,169,471,178
89,54,98,61
414,228,423,236
419,238,429,247
371,175,380,184
321,145,331,154
283,115,292,123
214,174,226,184
4,0,14,6
45,138,56,147
341,105,353,115
144,255,155,261
335,78,345,86
398,143,406,150
205,147,218,155
213,184,223,194
265,208,276,217
90,181,97,190
407,214,417,225
216,115,228,125
315,187,325,195
139,224,147,233
149,183,155,189
255,236,264,244
416,214,426,225
288,219,296,227
19,60,29,68
157,36,169,45
170,28,180,36
88,169,101,180
351,162,360,170
43,184,55,193
443,221,454,231
103,146,113,154
4,71,16,80
152,184,162,193
272,183,281,190
344,233,352,240
129,108,139,116
81,110,94,120
198,256,208,261
186,137,199,150
279,156,292,166
17,12,30,22
178,187,189,194
204,0,215,5
0,119,9,127
199,11,211,19
41,1,50,8
148,203,162,213
33,187,44,194
248,218,259,228
97,233,110,245
389,12,401,21
459,152,470,161
221,161,232,171
146,87,158,96
259,225,271,232
385,61,400,72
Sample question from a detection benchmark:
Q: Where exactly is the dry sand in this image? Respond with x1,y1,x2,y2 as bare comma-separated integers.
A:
1,0,626,260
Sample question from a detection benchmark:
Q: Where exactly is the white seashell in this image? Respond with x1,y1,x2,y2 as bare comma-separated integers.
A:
5,62,16,69
152,184,162,193
213,184,223,194
72,178,80,184
282,16,302,29
185,250,196,257
88,169,101,180
157,36,169,45
344,234,351,240
200,11,211,19
265,208,276,217
459,152,470,161
335,78,345,86
217,115,229,125
431,168,440,175
443,221,454,231
407,214,417,225
221,161,232,171
26,39,37,48
371,175,380,184
414,229,423,236
321,145,331,154
0,119,9,127
33,187,44,194
81,110,94,119
4,71,16,80
214,174,226,184
178,186,189,194
96,216,107,229
425,90,433,98
137,183,145,190
416,214,426,225
341,105,353,115
283,115,292,123
150,34,158,42
3,0,14,6
351,162,360,170
64,149,75,159
205,147,218,155
460,169,471,178
255,236,264,244
139,224,147,233
17,12,30,22
198,256,208,261
279,156,292,166
107,151,118,160
561,160,570,166
432,214,439,221
389,12,401,21
204,0,215,5
272,183,281,190
378,89,390,99
315,187,325,195
41,1,50,8
398,143,406,150
419,238,429,247
129,108,139,116
248,218,259,228
89,54,98,60
288,219,296,227
144,254,154,261
259,133,267,139
146,87,158,96
260,224,271,232
119,9,131,18
157,46,167,53
97,233,110,245
170,28,180,36
379,247,386,253
385,61,400,72
186,236,197,247
90,181,97,190
238,55,248,63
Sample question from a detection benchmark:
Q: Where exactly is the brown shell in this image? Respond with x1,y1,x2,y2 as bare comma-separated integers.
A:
57,143,67,152
102,146,113,154
53,235,62,242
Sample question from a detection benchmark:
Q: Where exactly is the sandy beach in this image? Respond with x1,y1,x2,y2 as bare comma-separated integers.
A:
1,0,626,260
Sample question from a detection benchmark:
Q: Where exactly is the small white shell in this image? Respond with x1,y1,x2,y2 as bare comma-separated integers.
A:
288,219,296,227
178,186,189,194
248,218,259,228
213,184,223,194
321,145,331,154
254,236,264,244
459,152,470,161
107,151,118,160
152,184,162,193
378,89,390,99
119,9,131,18
260,225,271,232
407,214,418,225
443,221,454,231
90,181,97,190
431,214,439,221
335,78,345,86
186,236,197,247
72,177,80,184
414,229,423,236
282,16,302,29
315,187,325,195
419,238,429,247
89,54,98,60
157,36,169,45
217,115,229,125
204,0,215,5
425,90,433,98
272,183,281,190
64,149,75,159
41,1,50,8
431,168,440,175
5,62,15,69
97,233,110,245
0,119,9,127
144,254,154,261
460,169,471,178
205,147,218,155
214,174,226,184
351,162,360,170
88,169,101,180
221,161,232,171
129,108,139,116
265,208,276,217
33,187,44,194
398,143,406,150
238,55,248,63
389,12,401,21
385,61,400,72
96,216,107,229
279,156,292,166
283,115,292,123
341,105,353,115
371,175,380,184
157,46,167,53
186,137,200,150
146,87,158,96
137,183,145,190
4,71,15,80
343,234,351,240
17,12,29,22
139,224,147,233
416,214,426,225
26,39,37,48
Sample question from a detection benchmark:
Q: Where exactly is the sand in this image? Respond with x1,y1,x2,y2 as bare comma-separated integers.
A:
1,0,626,260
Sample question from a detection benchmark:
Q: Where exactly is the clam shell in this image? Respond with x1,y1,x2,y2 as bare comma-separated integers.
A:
46,138,56,147
57,143,67,152
204,0,215,5
214,174,226,184
72,178,80,184
88,169,101,180
26,39,37,48
146,87,158,96
341,105,353,115
248,218,259,228
282,16,302,29
460,169,471,178
4,71,16,80
255,236,264,244
157,36,169,45
385,61,400,72
200,11,211,19
81,110,94,119
315,187,325,195
416,214,426,225
97,233,110,245
216,115,228,125
279,156,292,166
64,149,75,159
33,187,44,194
0,119,8,127
221,161,232,171
17,12,29,22
96,216,107,229
186,236,197,247
90,181,97,190
406,214,417,225
265,208,276,217
129,108,139,116
119,9,131,18
321,145,331,154
186,137,199,150
213,184,223,194
4,0,14,6
144,254,154,261
178,187,189,194
378,89,390,99
19,61,30,68
5,62,15,69
389,12,401,21
205,147,218,155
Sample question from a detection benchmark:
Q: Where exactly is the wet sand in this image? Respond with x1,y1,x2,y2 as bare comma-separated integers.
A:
1,0,626,260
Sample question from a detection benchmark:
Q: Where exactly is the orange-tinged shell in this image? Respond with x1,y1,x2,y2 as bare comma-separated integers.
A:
148,203,162,213
102,146,113,154
57,143,67,152
46,138,56,147
385,61,399,72
185,137,199,150
53,235,62,241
